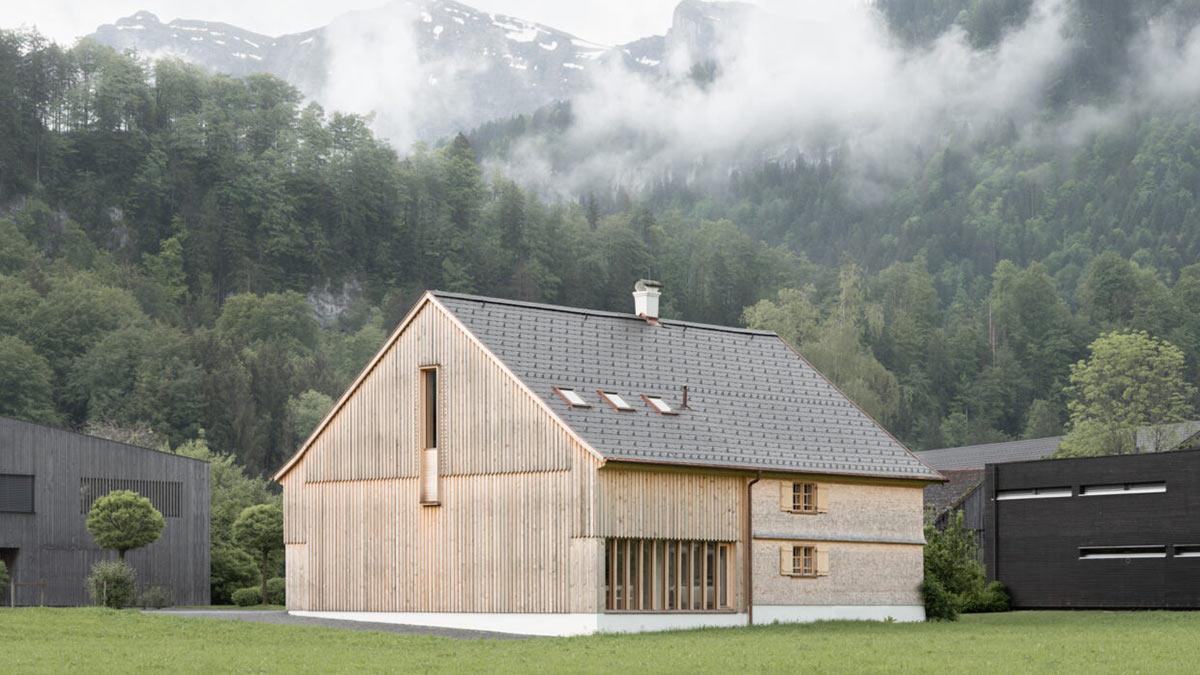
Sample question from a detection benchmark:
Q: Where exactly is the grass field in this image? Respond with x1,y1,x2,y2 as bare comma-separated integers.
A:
0,608,1194,673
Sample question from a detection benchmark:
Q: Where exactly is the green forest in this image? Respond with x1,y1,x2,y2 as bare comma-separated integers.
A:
2,4,1200,488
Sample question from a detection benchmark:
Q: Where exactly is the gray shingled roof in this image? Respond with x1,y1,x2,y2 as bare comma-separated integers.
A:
923,469,984,518
914,437,1063,471
916,420,1200,471
434,291,941,481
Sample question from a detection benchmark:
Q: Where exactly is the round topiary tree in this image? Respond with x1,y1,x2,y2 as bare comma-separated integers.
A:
232,503,283,605
86,490,165,560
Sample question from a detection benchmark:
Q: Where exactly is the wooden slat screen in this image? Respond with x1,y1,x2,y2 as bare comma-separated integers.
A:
79,477,183,517
604,538,734,612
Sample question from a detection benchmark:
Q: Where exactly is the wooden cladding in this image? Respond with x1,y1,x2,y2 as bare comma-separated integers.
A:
591,469,741,541
79,477,183,517
300,300,573,483
295,473,591,613
604,538,734,612
780,481,827,514
420,366,440,505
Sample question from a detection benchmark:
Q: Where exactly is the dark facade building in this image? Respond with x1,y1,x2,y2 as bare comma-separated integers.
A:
983,450,1200,609
0,417,209,606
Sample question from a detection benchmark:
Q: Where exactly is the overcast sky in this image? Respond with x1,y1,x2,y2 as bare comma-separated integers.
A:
8,0,689,46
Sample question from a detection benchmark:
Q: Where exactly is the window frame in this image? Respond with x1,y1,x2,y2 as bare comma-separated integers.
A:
1078,545,1167,560
792,482,816,513
553,387,592,409
598,390,636,412
603,538,736,613
0,473,35,514
419,365,441,506
1079,482,1166,497
641,395,678,415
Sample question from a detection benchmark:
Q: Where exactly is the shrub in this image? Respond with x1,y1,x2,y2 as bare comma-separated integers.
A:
924,510,1009,614
265,577,286,605
921,577,958,621
0,560,8,588
232,587,262,607
87,559,137,609
211,545,260,604
963,580,1011,613
139,585,174,609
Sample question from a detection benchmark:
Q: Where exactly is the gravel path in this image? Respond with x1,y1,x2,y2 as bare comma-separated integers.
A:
146,610,528,640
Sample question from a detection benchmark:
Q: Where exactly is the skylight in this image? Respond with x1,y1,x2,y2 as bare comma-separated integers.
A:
554,387,590,408
644,395,676,415
599,391,635,411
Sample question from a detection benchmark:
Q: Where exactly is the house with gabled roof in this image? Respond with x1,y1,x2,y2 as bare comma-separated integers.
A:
273,281,942,635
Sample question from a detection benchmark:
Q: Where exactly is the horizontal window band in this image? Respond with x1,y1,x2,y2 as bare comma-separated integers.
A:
1079,545,1167,560
996,487,1072,501
1080,482,1166,496
1174,545,1200,558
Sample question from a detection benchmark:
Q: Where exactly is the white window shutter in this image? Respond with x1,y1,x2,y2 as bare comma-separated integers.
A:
780,482,792,511
779,546,792,575
816,548,830,576
816,483,829,513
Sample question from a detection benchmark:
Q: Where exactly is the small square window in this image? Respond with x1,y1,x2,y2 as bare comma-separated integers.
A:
599,391,635,411
554,387,591,408
643,395,677,415
792,482,817,513
793,545,815,576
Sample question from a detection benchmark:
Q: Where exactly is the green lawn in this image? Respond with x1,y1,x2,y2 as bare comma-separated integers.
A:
0,608,1194,673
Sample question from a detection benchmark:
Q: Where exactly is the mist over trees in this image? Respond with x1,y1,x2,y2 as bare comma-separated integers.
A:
1,3,1200,481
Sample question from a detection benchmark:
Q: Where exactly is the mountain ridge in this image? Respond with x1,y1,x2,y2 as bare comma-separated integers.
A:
89,0,698,141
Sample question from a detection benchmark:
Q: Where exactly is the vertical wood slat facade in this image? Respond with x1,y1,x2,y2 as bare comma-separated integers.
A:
281,298,752,615
0,417,210,606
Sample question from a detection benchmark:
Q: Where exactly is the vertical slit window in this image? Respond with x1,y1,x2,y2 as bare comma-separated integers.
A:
419,366,440,505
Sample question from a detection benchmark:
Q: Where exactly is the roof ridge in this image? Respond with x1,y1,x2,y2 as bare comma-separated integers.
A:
431,290,780,337
917,435,1065,454
0,415,209,464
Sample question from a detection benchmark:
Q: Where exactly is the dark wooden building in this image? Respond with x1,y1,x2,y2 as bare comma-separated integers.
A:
984,450,1200,609
0,417,209,606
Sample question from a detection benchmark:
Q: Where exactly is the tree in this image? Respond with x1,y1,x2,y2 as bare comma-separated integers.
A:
1022,399,1062,439
232,503,284,604
0,335,59,424
86,490,165,559
286,389,333,447
1057,331,1196,457
174,435,276,548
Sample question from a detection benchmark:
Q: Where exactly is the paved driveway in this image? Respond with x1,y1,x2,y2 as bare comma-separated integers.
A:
146,610,527,640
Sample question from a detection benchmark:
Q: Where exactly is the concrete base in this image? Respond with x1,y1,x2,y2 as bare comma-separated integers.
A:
754,604,925,624
290,605,922,636
290,611,747,636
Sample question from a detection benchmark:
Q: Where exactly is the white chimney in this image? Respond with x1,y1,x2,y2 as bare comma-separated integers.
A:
633,279,662,321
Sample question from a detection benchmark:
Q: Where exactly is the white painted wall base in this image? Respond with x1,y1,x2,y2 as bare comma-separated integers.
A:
290,611,750,636
291,611,601,636
754,605,925,624
291,606,921,636
597,612,748,634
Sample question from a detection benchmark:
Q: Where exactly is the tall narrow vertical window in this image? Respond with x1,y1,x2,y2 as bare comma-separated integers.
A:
420,366,440,505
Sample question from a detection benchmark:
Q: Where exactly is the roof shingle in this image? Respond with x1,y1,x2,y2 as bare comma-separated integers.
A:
435,291,941,481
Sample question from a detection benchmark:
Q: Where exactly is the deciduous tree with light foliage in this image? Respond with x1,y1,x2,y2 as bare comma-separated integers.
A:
1057,331,1196,457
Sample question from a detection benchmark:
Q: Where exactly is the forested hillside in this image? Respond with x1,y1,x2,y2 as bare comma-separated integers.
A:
1,10,1199,477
